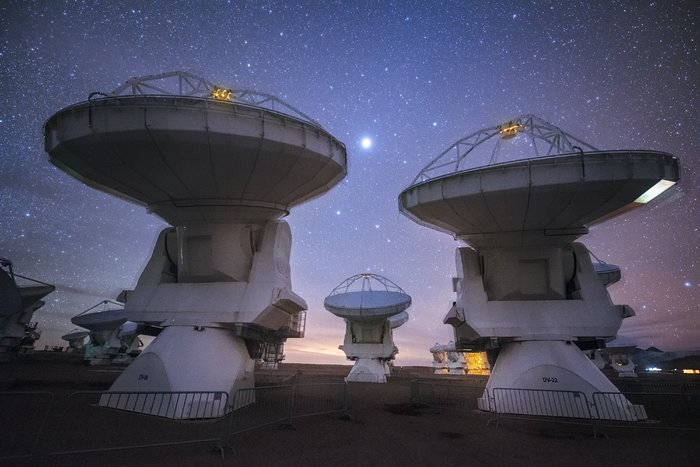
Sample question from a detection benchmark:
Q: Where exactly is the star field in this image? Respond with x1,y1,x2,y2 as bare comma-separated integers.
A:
1,1,698,364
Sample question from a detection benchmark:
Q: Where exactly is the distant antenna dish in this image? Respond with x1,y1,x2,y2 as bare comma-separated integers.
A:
594,262,622,286
61,330,90,341
324,273,411,383
118,321,139,336
62,329,90,353
0,258,55,360
0,267,22,316
71,300,126,332
325,273,411,320
389,310,409,329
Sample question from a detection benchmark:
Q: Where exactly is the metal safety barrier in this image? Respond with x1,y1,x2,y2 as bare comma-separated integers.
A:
593,391,699,424
225,382,349,436
99,390,228,419
292,382,348,419
227,385,294,434
410,380,484,412
490,388,592,419
410,381,700,432
591,392,646,421
0,391,54,463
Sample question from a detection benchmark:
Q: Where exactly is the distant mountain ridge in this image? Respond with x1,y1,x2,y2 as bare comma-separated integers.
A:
629,347,700,370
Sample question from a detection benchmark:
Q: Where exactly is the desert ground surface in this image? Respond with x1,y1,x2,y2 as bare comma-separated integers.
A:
1,352,699,467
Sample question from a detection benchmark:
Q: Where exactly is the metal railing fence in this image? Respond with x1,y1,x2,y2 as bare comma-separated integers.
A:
291,382,348,419
410,380,484,411
227,385,294,435
593,391,700,424
99,390,228,419
591,392,646,421
410,381,700,429
490,388,592,419
224,382,349,436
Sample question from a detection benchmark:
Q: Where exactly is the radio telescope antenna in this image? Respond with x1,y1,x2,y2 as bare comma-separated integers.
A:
399,114,679,420
324,273,411,383
0,258,55,360
45,71,347,418
70,300,141,365
62,330,90,353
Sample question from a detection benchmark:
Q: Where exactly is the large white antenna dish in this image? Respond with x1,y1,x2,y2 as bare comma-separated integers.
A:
45,71,347,417
399,114,680,419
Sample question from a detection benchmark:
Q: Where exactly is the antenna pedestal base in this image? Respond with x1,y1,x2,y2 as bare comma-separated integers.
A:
478,340,646,420
345,358,389,383
101,326,254,419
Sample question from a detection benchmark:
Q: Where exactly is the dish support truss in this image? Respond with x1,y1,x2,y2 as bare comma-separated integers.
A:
412,114,599,184
91,70,320,127
328,273,407,297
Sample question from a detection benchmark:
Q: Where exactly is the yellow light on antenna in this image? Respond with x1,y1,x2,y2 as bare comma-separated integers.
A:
498,121,522,139
212,87,233,101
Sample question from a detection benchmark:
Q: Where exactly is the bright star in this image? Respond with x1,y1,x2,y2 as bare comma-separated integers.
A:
360,137,372,149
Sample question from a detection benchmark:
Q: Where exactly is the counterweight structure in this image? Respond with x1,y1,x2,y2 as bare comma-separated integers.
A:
399,115,680,420
44,72,347,418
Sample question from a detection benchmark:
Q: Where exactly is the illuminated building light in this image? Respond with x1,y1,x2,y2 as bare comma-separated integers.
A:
466,351,491,375
682,369,700,374
212,87,233,101
646,367,662,372
634,179,676,204
498,121,523,139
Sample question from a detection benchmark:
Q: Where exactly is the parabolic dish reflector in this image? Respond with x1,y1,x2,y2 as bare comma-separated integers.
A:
62,330,90,341
324,273,411,320
399,115,680,248
71,307,126,332
0,271,22,316
44,72,347,225
594,262,622,286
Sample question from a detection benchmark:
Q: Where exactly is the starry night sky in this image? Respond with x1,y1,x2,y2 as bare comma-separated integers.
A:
1,1,698,365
